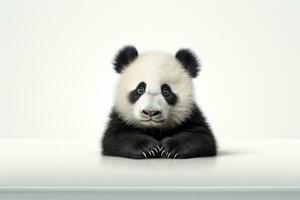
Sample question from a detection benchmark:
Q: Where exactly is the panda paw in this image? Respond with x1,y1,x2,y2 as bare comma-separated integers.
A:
130,139,161,159
160,137,182,159
141,144,161,159
160,148,178,159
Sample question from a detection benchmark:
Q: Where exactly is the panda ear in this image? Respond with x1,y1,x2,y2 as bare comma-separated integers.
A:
113,45,138,73
175,49,200,78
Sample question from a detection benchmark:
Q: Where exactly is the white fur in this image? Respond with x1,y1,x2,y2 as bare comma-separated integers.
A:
114,51,194,129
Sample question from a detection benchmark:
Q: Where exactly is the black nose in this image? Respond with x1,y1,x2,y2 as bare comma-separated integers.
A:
142,110,161,118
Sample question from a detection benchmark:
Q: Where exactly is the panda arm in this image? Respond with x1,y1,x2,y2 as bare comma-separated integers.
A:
161,127,217,158
161,106,217,159
101,112,161,159
102,129,161,159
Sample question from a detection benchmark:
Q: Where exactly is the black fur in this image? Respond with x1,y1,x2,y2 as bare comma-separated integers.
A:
161,84,178,105
175,49,200,78
113,46,138,73
128,82,146,104
102,105,217,159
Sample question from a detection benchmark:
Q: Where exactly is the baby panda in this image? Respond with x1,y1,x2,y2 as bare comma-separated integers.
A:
102,46,217,159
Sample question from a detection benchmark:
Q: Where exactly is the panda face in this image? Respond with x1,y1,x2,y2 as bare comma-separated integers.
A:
113,49,197,129
128,81,178,126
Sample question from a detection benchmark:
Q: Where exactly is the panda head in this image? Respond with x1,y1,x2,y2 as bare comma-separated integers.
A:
113,46,200,129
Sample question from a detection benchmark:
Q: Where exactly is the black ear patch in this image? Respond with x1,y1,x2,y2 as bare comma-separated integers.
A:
113,46,138,73
175,49,200,78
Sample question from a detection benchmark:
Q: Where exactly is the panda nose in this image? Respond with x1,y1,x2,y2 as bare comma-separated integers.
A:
142,110,161,118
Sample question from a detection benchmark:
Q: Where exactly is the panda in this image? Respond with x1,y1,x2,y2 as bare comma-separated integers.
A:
101,46,217,159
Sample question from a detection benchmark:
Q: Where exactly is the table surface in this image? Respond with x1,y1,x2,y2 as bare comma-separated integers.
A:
0,139,300,191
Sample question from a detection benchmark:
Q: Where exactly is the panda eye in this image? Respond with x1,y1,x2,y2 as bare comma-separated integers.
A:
162,87,170,97
137,86,145,95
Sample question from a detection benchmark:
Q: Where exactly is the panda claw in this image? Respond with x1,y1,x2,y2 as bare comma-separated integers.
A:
161,149,165,156
163,151,169,158
174,153,178,159
167,152,171,158
148,150,152,157
153,147,158,153
142,152,147,159
157,145,162,151
151,150,155,156
166,152,170,158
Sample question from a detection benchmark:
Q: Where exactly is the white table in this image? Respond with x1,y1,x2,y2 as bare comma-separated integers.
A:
0,139,299,200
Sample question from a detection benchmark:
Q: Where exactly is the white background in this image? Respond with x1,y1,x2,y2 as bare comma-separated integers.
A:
0,0,299,139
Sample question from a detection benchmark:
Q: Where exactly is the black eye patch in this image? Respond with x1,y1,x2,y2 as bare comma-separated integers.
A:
161,84,178,105
128,82,146,104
